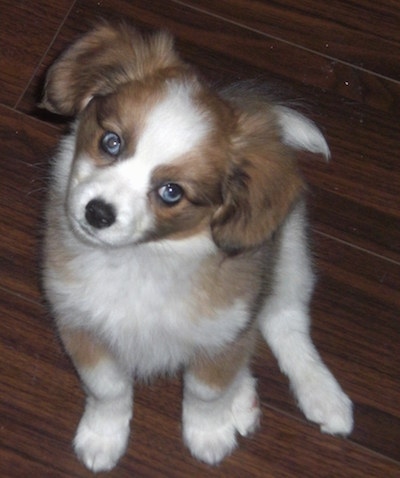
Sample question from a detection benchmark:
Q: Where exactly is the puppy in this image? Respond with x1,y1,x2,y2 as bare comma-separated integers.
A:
41,24,353,472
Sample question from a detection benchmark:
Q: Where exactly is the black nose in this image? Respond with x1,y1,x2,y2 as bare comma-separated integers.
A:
85,199,116,229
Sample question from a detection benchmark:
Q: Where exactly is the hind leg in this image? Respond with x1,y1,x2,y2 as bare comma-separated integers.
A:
259,203,353,435
261,307,353,434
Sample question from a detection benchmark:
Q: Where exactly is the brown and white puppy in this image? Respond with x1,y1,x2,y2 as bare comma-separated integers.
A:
42,24,353,472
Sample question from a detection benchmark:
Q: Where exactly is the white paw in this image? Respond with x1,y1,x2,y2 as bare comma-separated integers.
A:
184,417,238,465
74,416,130,472
183,376,260,465
294,369,353,436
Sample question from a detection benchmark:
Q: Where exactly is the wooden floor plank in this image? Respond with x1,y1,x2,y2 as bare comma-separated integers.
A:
178,0,400,81
0,0,74,108
0,106,58,300
178,0,400,114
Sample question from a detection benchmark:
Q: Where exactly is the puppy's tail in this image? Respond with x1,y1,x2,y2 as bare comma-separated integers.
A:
274,106,331,160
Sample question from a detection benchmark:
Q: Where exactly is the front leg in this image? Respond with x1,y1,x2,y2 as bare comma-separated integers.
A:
60,329,133,472
183,332,260,465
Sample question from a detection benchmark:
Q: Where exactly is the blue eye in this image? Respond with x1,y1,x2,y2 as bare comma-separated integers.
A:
101,132,121,156
158,183,184,205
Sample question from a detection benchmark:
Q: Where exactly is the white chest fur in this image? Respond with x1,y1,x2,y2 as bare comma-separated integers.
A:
45,233,249,377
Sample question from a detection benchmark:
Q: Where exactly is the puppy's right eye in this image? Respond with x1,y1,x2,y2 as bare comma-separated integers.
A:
100,132,122,157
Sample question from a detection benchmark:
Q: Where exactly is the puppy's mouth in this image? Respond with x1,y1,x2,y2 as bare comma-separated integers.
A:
68,215,109,246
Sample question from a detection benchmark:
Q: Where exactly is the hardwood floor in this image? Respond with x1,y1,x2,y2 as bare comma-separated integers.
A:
0,1,399,476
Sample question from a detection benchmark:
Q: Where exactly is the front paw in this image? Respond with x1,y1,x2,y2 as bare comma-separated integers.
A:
183,416,238,465
74,416,130,472
183,381,260,465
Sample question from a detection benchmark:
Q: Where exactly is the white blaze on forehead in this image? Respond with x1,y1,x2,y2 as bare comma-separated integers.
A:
135,82,210,165
111,82,211,196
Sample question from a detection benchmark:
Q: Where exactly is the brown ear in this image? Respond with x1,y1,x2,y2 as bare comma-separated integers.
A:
40,23,179,116
211,112,304,254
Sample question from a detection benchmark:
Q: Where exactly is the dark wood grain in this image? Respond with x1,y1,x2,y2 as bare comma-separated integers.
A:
1,0,399,476
0,107,58,300
0,0,73,108
179,0,400,78
177,0,400,112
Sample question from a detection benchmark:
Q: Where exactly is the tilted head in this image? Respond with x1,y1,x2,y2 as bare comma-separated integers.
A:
42,24,329,253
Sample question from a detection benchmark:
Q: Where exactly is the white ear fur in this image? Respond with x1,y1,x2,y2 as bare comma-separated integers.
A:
274,106,330,159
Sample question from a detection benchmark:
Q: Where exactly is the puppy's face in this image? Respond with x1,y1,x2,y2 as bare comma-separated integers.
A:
43,25,325,253
67,79,229,247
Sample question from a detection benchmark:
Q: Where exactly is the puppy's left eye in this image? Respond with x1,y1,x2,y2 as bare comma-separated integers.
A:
158,183,184,205
100,132,122,157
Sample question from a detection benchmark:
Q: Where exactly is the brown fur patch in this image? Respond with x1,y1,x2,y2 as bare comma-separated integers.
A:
191,246,267,321
189,327,257,390
59,328,112,369
41,23,184,116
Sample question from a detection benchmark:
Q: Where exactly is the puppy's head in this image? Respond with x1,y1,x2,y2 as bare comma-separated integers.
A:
42,24,329,252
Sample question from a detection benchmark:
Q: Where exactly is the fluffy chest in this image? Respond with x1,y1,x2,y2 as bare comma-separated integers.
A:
47,236,251,376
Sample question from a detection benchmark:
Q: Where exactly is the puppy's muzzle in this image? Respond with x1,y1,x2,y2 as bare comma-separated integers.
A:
85,198,116,229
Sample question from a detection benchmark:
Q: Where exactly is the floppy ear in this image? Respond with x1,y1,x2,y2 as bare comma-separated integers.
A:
211,107,328,254
40,23,179,116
